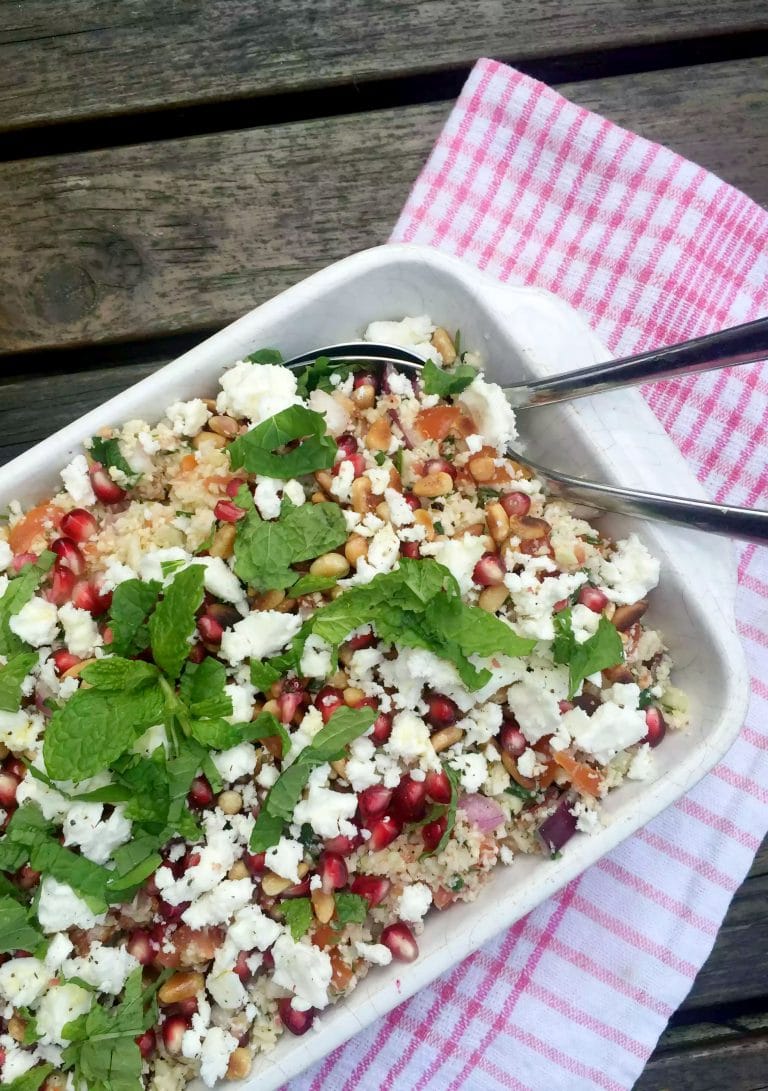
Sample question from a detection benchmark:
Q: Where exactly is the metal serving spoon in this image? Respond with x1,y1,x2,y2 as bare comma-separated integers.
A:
284,317,768,544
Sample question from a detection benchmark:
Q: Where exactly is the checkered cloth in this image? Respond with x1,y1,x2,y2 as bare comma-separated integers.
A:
289,59,768,1090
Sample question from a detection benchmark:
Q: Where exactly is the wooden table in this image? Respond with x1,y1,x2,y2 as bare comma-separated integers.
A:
1,4,766,1086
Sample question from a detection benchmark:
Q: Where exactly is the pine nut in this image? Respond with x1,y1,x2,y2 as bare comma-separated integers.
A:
365,417,392,451
209,523,236,558
351,477,374,514
611,600,648,631
344,534,368,566
314,470,334,493
61,656,98,680
462,522,488,537
413,508,435,540
375,501,390,520
413,471,453,498
275,596,296,613
262,699,280,717
468,456,495,482
309,552,350,579
310,490,328,504
327,669,348,688
202,398,218,412
192,430,227,450
431,726,464,752
228,860,249,880
256,589,285,610
208,414,239,438
8,1014,27,1042
602,664,634,684
338,645,354,667
330,758,348,779
311,889,336,924
508,515,551,540
159,971,205,1005
226,1047,253,1080
352,385,375,410
431,327,457,365
261,871,293,896
485,502,510,543
343,686,365,706
478,584,509,613
218,790,243,815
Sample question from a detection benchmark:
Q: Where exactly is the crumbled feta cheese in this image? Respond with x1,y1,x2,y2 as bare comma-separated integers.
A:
0,957,48,1007
366,465,391,495
354,941,393,966
211,741,257,784
330,459,356,503
503,569,587,642
199,1025,238,1087
37,877,106,933
292,766,359,839
165,399,211,436
363,315,439,361
98,556,138,593
458,376,518,452
571,798,602,835
156,814,241,906
9,596,59,647
421,533,487,595
256,763,279,789
516,747,546,779
265,837,305,884
196,556,248,613
384,487,415,526
592,533,660,605
0,708,43,754
465,433,484,454
207,967,249,1011
57,602,103,657
344,522,400,586
271,933,333,1011
254,476,282,520
1,1038,38,1080
285,705,324,765
217,361,300,425
220,609,301,665
0,539,13,572
627,743,655,781
61,801,132,864
507,677,563,743
450,752,488,792
396,882,433,923
138,546,192,586
36,984,92,1046
44,934,74,972
462,702,503,746
132,722,169,758
227,904,282,952
345,736,381,792
63,943,138,995
561,702,648,765
283,479,306,507
385,710,439,769
60,454,96,506
183,878,253,928
603,682,641,710
300,634,334,679
308,388,350,436
570,602,601,644
224,681,255,725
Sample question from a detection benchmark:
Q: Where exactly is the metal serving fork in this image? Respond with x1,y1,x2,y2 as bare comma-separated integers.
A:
284,317,768,544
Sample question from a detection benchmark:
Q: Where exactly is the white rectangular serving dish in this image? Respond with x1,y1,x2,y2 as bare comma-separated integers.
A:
1,244,749,1089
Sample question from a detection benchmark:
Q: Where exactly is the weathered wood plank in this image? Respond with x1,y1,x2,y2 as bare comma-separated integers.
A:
1,58,766,356
0,1,766,131
637,1034,768,1090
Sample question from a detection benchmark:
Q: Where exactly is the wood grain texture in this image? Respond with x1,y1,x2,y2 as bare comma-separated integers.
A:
1,58,767,356
636,1035,768,1090
0,0,766,130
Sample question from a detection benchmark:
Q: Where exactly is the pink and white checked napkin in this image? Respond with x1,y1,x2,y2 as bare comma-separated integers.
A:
290,59,768,1090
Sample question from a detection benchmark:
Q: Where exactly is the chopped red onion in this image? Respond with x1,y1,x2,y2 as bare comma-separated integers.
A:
387,408,416,450
458,793,506,832
538,798,577,855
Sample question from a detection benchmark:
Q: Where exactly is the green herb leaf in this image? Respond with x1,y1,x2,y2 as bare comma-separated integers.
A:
281,897,313,940
423,763,461,857
0,552,55,656
107,579,162,657
250,659,282,693
289,573,338,597
249,808,285,852
0,895,44,954
552,608,624,699
476,486,500,506
246,348,284,364
505,782,538,802
263,762,314,822
638,687,653,709
108,836,164,895
148,564,205,680
294,356,367,398
80,656,160,691
228,405,337,479
247,710,291,759
0,651,37,711
307,705,376,763
234,500,347,592
4,1064,53,1091
179,658,232,720
421,359,478,397
89,435,141,486
334,892,368,926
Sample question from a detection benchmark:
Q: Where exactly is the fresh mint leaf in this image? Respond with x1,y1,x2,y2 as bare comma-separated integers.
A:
289,573,338,597
250,659,282,693
248,710,291,759
505,782,538,802
421,359,478,397
0,552,55,656
294,356,369,398
0,896,44,954
149,564,205,680
638,688,653,709
89,436,140,486
247,348,283,364
427,597,536,659
234,500,347,592
228,405,337,479
477,486,500,505
552,608,623,699
249,808,285,852
263,762,314,822
4,1064,53,1091
307,705,376,762
160,557,187,579
423,763,461,857
108,836,164,895
80,656,159,691
281,897,313,940
108,579,161,657
179,658,232,720
189,718,243,750
0,651,37,711
334,892,368,926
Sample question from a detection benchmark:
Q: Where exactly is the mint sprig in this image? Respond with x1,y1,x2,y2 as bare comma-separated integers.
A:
89,435,141,486
148,564,205,680
0,650,38,712
552,607,624,699
108,579,161,656
282,897,313,940
228,404,337,479
234,497,347,592
421,359,478,398
0,895,44,954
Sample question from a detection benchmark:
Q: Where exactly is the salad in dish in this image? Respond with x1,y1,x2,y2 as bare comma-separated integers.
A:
0,315,687,1090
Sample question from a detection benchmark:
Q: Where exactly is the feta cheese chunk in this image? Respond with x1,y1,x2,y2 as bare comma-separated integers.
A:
265,837,305,884
421,533,487,595
385,710,439,769
57,602,103,657
0,957,49,1007
292,766,358,839
272,933,333,1011
592,533,660,605
182,878,254,928
60,454,96,506
61,801,132,864
354,941,393,966
363,315,439,361
217,361,300,426
62,942,138,995
37,877,106,933
220,609,302,665
458,375,518,452
396,882,433,923
9,596,59,647
0,539,13,572
561,702,648,765
165,399,211,436
37,983,92,1046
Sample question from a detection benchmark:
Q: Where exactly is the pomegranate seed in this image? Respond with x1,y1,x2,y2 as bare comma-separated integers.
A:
333,452,365,478
552,598,568,613
11,552,38,573
422,815,447,852
323,833,359,856
102,626,114,645
196,614,223,644
358,785,393,823
278,997,315,1035
71,580,111,615
366,814,402,851
225,477,247,499
187,775,214,809
558,700,574,714
161,1015,190,1054
52,649,81,675
400,542,420,559
350,874,391,907
472,551,506,587
148,922,166,950
90,463,126,504
353,372,378,391
346,630,376,651
425,692,459,729
60,508,98,542
380,922,419,962
315,686,345,724
214,499,246,523
644,707,667,748
243,851,266,875
234,950,253,982
391,775,427,822
402,492,421,512
4,758,25,781
371,711,393,745
50,536,86,576
0,772,20,809
578,586,609,613
188,642,206,663
261,950,275,971
423,457,456,480
175,997,199,1017
16,865,40,890
278,690,305,724
136,1029,156,1059
336,433,359,459
126,930,153,966
499,720,526,758
500,491,531,517
48,562,76,605
159,899,189,923
282,877,311,898
424,769,451,804
318,852,348,893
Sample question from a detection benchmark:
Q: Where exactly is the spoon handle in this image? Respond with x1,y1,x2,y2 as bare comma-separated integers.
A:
520,455,768,544
507,315,768,408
